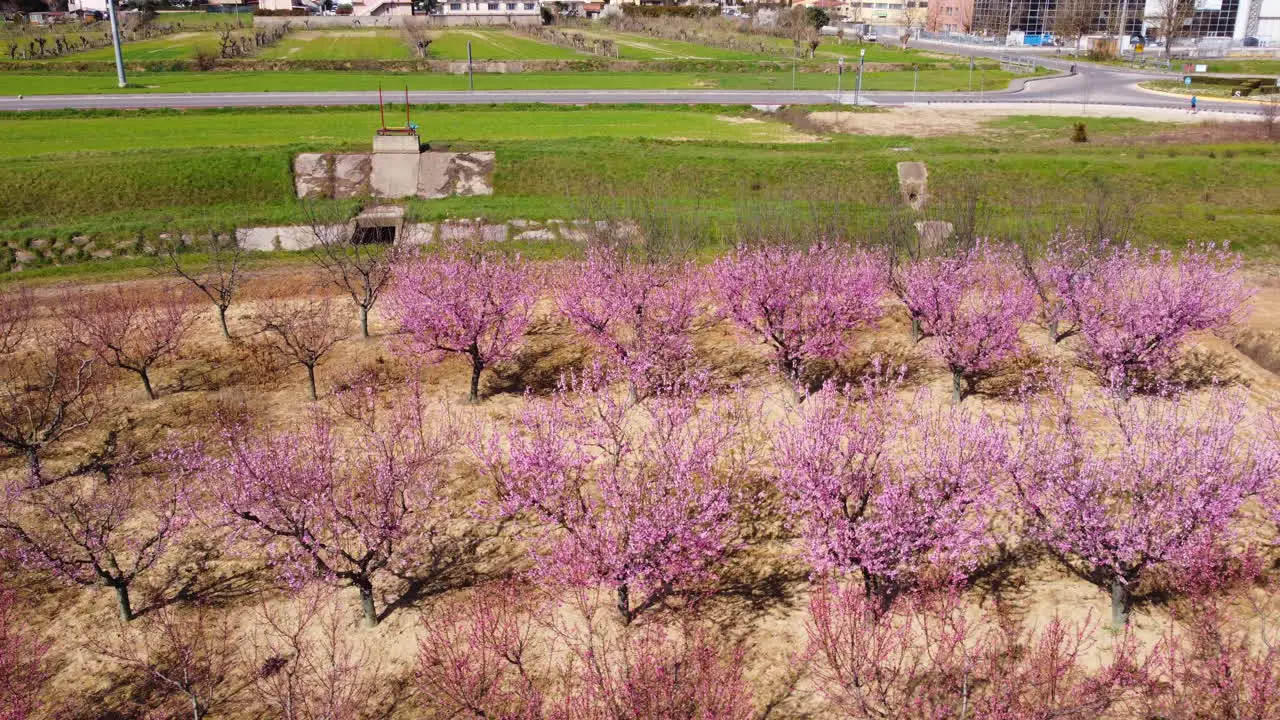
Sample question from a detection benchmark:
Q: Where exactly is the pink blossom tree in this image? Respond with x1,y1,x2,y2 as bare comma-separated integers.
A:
556,246,704,399
1010,388,1268,627
0,461,187,622
897,243,1036,402
775,385,1008,614
62,283,199,401
388,246,538,403
179,393,455,626
1065,242,1250,391
476,388,748,624
250,586,383,720
0,584,49,720
807,583,1145,719
415,582,543,719
1018,232,1104,344
711,244,884,393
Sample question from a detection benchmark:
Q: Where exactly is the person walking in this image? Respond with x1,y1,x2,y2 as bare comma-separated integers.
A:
1191,95,1198,113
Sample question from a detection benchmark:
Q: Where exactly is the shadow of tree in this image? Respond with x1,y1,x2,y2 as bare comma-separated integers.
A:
378,519,522,623
138,535,268,617
487,323,593,399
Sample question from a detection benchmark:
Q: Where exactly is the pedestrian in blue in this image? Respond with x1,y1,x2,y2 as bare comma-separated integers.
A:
1191,95,1198,113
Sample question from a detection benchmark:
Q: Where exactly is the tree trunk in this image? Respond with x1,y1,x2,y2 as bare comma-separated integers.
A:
306,364,318,402
1110,577,1132,628
217,305,231,340
114,583,134,622
910,316,923,344
138,368,156,401
616,584,633,625
952,369,969,403
25,447,41,487
357,582,377,627
1047,317,1060,343
469,357,483,404
191,695,205,720
359,305,370,339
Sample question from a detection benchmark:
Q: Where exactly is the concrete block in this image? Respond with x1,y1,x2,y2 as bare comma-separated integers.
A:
372,133,421,154
417,152,453,200
914,220,954,251
398,223,436,246
897,161,929,211
451,152,496,197
371,153,421,199
333,154,372,198
294,153,332,199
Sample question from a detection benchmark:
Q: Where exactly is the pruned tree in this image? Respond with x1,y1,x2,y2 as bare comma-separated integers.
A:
1051,0,1103,50
556,245,704,399
0,459,188,622
896,243,1036,401
161,231,249,341
95,605,243,719
249,586,383,719
807,583,1146,718
775,384,1008,614
711,244,884,394
179,390,456,626
0,339,101,487
306,212,400,339
476,386,750,625
61,284,198,401
0,584,50,720
253,296,349,401
387,245,538,404
1010,388,1268,627
1066,242,1250,392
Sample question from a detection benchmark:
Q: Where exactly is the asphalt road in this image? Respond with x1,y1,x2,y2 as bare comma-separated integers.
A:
0,47,1263,116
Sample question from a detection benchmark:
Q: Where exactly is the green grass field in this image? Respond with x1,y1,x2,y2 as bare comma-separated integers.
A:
1204,59,1280,75
567,29,778,61
427,30,581,60
52,30,238,62
1142,79,1278,100
1,105,1278,272
259,30,411,60
0,68,1024,94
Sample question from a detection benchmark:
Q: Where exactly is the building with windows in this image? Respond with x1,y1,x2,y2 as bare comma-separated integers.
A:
970,0,1274,42
926,0,973,31
435,0,539,17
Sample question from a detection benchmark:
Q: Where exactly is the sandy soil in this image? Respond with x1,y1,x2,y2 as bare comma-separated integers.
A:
809,102,1261,136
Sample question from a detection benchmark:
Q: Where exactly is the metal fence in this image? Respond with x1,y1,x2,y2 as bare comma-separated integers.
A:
999,54,1037,72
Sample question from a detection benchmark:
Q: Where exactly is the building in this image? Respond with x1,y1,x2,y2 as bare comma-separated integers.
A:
927,0,972,31
433,0,539,18
970,0,1275,42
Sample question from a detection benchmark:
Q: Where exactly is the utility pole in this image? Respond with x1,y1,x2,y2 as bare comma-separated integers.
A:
792,45,797,90
107,0,127,88
1116,0,1129,56
854,47,865,105
467,40,474,91
912,63,918,103
837,56,844,107
968,55,974,93
1005,0,1014,44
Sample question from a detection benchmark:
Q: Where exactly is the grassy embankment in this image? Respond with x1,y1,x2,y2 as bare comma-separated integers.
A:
2,104,1277,278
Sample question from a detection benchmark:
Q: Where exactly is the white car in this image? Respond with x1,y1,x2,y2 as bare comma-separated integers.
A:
865,32,878,42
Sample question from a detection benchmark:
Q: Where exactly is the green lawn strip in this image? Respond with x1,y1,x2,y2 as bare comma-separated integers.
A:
0,68,1025,94
573,29,778,61
1204,59,1280,75
44,30,238,63
427,30,581,61
1141,78,1278,100
0,106,809,157
259,30,412,61
2,124,1276,264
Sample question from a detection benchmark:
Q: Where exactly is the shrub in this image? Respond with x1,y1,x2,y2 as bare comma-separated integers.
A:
192,47,218,71
1071,122,1088,143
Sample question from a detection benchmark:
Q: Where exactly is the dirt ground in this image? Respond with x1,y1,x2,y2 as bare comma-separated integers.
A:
6,265,1280,718
808,102,1261,136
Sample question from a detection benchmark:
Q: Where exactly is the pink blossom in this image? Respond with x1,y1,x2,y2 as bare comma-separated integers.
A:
897,242,1036,401
387,246,538,403
1010,388,1268,627
556,246,703,398
774,385,1008,612
711,244,884,391
0,585,48,720
477,388,747,624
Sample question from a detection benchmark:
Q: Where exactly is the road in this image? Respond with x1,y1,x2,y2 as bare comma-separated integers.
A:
0,46,1263,116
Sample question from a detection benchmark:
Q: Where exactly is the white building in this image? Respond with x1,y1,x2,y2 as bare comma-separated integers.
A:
434,0,540,18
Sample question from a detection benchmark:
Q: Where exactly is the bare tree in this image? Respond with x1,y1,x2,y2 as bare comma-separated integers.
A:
1154,0,1196,56
61,284,199,401
0,287,34,355
0,340,101,486
253,296,349,401
161,232,249,341
1052,0,1103,50
305,210,400,339
95,605,243,718
1262,97,1279,139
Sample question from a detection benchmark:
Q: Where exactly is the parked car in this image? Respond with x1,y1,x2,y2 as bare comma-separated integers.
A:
865,31,878,42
